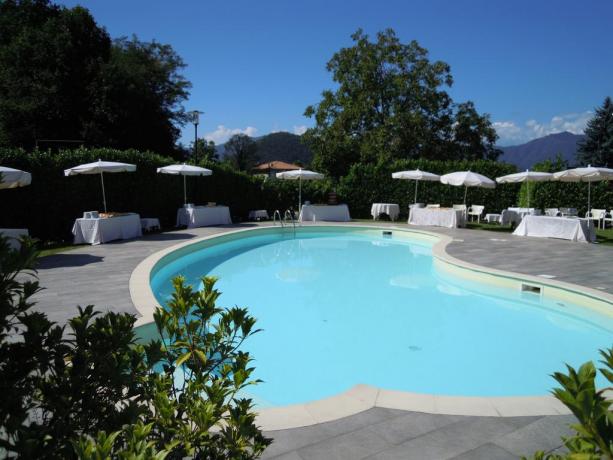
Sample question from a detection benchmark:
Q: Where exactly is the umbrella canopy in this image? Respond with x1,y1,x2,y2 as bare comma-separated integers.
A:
496,170,553,208
552,165,613,214
440,171,495,204
276,169,324,212
0,166,32,189
64,159,137,213
157,163,212,204
392,169,440,203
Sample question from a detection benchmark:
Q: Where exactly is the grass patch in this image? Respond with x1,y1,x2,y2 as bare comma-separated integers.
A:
38,243,80,258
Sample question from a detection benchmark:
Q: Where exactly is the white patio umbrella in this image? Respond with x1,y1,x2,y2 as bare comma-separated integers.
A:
496,170,553,208
157,163,212,205
392,169,440,204
276,169,324,212
64,159,136,213
440,171,495,204
552,165,613,215
0,166,32,189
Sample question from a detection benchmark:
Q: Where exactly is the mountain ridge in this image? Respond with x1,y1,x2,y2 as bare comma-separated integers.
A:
498,131,584,169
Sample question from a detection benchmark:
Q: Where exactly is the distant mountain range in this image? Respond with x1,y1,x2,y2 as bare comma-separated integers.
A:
498,131,585,170
216,130,585,170
216,132,313,165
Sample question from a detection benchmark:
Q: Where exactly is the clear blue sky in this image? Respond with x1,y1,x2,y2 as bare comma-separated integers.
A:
58,0,613,146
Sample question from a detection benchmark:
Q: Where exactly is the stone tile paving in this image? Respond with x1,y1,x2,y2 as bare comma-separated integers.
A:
30,222,612,459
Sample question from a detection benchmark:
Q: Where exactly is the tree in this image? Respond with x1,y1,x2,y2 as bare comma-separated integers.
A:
577,97,613,167
192,137,219,164
225,133,259,171
303,29,499,178
0,237,270,458
0,0,190,154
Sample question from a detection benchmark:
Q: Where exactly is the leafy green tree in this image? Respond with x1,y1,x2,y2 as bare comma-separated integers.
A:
192,137,219,164
0,0,190,154
90,36,191,154
225,134,259,171
577,97,613,167
303,28,499,178
0,236,270,458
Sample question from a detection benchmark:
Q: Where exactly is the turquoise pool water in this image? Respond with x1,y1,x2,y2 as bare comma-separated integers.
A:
150,228,613,406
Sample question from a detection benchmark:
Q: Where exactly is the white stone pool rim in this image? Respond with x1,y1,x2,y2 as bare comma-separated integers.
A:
129,224,613,429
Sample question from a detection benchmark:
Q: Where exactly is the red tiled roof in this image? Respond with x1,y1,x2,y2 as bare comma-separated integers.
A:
253,161,301,171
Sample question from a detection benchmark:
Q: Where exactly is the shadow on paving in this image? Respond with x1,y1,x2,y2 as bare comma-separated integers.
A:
36,254,104,269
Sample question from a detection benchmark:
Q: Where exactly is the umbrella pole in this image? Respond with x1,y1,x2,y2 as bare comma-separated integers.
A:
298,177,302,214
463,186,467,205
183,175,187,205
588,181,591,217
527,181,530,208
100,171,107,213
414,180,418,203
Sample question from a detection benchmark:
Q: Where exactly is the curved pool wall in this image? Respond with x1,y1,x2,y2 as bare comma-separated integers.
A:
130,224,613,425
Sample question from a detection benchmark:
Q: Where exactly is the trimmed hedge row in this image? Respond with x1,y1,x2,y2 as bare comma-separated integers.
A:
338,159,519,218
3,148,574,242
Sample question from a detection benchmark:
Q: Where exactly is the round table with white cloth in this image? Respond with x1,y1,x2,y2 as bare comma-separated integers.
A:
72,213,142,245
408,207,465,228
176,206,232,228
512,215,595,243
371,203,400,221
248,210,269,220
299,204,351,222
0,228,29,250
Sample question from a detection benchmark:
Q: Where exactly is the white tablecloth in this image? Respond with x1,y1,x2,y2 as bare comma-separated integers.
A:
248,210,269,220
371,203,400,221
140,218,160,231
299,204,351,222
512,215,595,243
72,213,142,245
176,206,232,228
408,208,465,228
0,228,29,250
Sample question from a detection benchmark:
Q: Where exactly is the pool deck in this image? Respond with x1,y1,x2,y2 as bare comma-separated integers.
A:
31,221,613,459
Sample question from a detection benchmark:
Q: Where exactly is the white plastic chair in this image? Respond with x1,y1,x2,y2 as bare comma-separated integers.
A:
468,205,485,223
545,208,560,217
603,210,613,229
587,209,607,229
426,204,440,209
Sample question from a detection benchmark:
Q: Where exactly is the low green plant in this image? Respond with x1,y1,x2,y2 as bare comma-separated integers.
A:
0,236,270,458
524,348,613,460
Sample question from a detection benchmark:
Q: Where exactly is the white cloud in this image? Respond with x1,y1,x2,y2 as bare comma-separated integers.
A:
204,125,258,144
293,125,308,135
494,111,592,145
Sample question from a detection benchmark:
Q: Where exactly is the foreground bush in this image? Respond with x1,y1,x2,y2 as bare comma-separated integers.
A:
524,349,613,460
0,236,270,458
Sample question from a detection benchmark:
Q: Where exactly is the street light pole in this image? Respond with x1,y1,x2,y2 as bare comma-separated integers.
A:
189,110,203,163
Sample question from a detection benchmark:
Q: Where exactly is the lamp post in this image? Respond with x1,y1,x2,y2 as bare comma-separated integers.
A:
188,110,203,162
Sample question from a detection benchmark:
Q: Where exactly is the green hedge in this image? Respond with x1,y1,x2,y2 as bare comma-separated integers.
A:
0,148,334,241
337,159,519,218
13,148,609,242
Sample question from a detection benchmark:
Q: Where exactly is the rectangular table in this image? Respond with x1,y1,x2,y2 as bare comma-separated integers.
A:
408,207,465,228
0,228,29,250
371,203,400,221
72,213,142,245
512,215,595,243
176,206,232,228
299,204,351,222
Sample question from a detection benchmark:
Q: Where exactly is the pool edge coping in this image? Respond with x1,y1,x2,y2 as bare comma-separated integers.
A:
129,223,613,429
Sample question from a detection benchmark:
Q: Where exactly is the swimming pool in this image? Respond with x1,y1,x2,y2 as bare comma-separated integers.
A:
149,226,613,407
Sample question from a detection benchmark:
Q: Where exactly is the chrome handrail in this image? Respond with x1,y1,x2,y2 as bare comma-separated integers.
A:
284,209,296,235
273,210,283,227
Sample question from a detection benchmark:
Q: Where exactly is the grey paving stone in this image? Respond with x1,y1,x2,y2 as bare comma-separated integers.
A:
264,449,305,460
262,424,334,459
297,427,391,460
369,412,466,444
493,415,575,457
450,443,517,460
